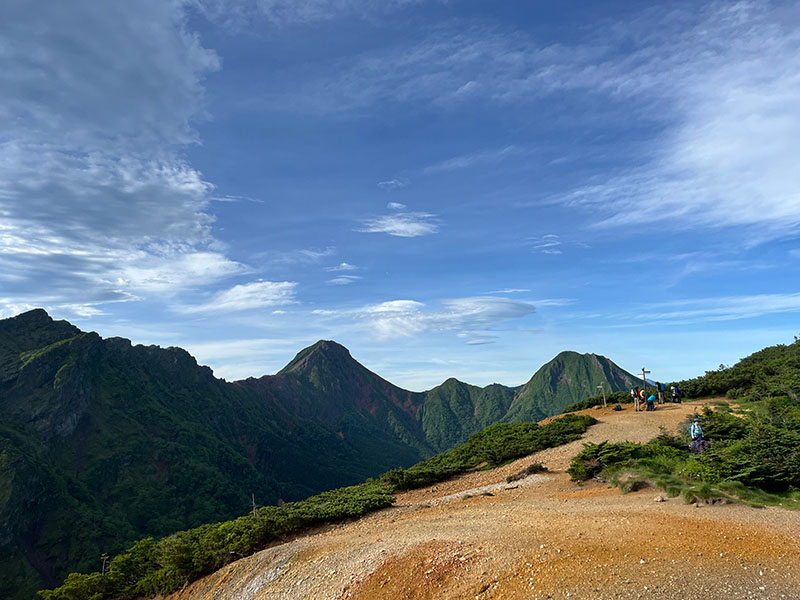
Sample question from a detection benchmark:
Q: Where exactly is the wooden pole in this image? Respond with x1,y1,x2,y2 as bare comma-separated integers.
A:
597,382,607,407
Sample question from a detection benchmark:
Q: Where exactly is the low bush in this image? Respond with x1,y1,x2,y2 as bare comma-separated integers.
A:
383,414,596,491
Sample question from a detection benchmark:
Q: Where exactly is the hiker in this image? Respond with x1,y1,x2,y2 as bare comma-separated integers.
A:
656,381,665,404
632,387,641,411
689,418,707,453
672,385,682,403
646,393,656,411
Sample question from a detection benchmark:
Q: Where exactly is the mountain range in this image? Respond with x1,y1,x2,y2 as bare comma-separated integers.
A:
0,309,638,599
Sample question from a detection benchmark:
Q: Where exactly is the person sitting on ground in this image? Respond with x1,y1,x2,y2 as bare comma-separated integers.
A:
646,393,656,411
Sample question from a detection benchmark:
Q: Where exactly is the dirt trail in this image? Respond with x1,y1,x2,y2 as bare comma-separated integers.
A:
163,401,800,600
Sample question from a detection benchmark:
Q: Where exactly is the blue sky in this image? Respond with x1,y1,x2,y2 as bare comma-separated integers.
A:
2,0,800,390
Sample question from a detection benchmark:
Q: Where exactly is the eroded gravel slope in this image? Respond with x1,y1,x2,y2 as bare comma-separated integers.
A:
161,401,800,600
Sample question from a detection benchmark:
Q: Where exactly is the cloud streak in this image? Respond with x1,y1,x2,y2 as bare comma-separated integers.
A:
314,296,536,340
358,209,439,237
560,2,800,239
179,281,297,313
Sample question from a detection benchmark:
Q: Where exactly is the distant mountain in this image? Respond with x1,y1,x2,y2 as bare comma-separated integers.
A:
0,316,427,600
416,378,517,453
0,310,637,600
502,351,639,422
237,340,433,461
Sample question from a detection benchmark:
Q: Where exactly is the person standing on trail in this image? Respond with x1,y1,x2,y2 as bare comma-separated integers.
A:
632,387,640,411
673,385,682,403
656,381,665,404
689,418,706,453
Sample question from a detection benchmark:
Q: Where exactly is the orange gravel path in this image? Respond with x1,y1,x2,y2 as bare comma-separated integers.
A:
162,401,800,600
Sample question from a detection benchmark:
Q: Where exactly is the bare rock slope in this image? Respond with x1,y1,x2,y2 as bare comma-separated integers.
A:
160,401,800,600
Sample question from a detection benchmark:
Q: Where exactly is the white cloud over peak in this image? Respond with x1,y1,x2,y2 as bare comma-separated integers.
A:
180,281,298,314
315,296,536,340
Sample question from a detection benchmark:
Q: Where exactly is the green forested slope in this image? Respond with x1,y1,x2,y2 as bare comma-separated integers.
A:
0,318,428,600
0,311,638,599
416,379,517,453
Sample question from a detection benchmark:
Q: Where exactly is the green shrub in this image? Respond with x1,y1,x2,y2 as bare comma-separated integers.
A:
384,414,595,491
39,482,394,600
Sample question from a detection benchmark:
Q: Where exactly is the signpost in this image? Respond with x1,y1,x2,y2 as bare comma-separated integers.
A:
641,368,651,407
597,382,607,408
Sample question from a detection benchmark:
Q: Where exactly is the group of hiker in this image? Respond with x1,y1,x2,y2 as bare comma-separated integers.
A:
627,382,708,453
631,382,681,412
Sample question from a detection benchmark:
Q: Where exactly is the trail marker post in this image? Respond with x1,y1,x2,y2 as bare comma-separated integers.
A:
597,382,607,407
641,368,650,408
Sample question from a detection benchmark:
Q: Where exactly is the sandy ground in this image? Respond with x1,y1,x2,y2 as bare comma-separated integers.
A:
162,401,800,600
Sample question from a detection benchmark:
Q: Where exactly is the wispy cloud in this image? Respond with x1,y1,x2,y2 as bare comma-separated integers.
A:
558,2,800,240
387,202,407,210
621,292,800,325
314,296,536,340
378,179,410,191
327,275,361,285
256,247,336,265
325,262,358,272
423,145,523,174
358,209,439,237
199,0,436,26
486,288,530,294
179,281,297,313
529,234,563,255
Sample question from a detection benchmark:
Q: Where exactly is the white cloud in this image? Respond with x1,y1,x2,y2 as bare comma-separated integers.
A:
327,275,362,285
325,262,358,271
255,247,336,265
487,288,530,294
358,211,438,237
0,0,229,316
387,202,407,210
423,145,522,174
315,296,536,339
378,179,410,191
628,292,800,325
179,281,297,313
559,2,800,239
529,234,563,255
199,0,434,26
